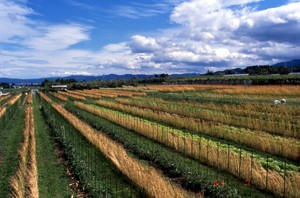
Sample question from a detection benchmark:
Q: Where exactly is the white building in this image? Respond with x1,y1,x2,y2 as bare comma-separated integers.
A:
288,72,300,75
224,74,249,77
51,85,68,91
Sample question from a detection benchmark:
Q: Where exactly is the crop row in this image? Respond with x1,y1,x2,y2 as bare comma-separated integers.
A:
49,92,68,101
148,91,300,110
7,94,22,106
32,95,71,197
0,107,6,117
39,96,142,197
0,95,10,104
81,89,147,97
10,103,39,198
66,90,101,99
75,90,116,98
0,94,23,128
58,91,85,100
142,85,300,96
0,101,25,196
74,101,300,197
115,98,299,138
66,101,272,197
40,94,194,197
139,97,298,123
97,99,299,161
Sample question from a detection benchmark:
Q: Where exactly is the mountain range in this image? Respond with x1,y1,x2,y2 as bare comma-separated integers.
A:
0,73,199,85
1,59,299,84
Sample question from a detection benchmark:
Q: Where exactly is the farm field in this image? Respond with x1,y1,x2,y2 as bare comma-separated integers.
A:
0,84,299,197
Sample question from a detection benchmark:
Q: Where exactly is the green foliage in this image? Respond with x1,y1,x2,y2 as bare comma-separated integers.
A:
0,106,25,196
33,95,71,197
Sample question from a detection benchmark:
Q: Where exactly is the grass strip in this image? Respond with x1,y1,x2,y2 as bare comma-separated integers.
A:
33,95,71,197
0,106,25,196
40,95,144,197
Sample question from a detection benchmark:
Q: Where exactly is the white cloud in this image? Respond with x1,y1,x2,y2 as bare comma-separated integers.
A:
129,35,160,53
25,24,90,51
1,0,300,78
0,0,34,42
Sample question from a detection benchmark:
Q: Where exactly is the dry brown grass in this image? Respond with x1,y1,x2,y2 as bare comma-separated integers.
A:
213,85,300,96
27,93,32,104
75,102,300,198
7,94,22,106
49,92,68,101
116,98,299,138
66,90,100,99
58,91,85,100
97,99,299,161
27,105,39,198
143,84,300,96
40,93,52,103
0,107,6,117
0,95,10,103
80,89,118,98
82,89,147,97
50,103,195,198
10,105,38,198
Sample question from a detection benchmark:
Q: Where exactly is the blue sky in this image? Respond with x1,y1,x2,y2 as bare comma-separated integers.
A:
0,0,299,78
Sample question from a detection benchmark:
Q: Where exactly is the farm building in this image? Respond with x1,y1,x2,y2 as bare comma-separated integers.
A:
51,85,67,91
223,74,249,77
288,72,300,75
0,91,10,96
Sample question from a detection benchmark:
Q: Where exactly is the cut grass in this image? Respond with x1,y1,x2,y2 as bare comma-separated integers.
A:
33,95,71,198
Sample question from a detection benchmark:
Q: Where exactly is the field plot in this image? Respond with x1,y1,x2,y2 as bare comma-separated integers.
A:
0,85,299,198
43,85,299,197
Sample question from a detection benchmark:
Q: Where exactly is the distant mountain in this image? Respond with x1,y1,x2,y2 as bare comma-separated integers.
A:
272,59,300,68
0,73,199,84
1,59,299,84
213,59,300,75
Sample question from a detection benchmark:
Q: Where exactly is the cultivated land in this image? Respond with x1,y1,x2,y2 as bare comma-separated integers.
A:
0,84,299,197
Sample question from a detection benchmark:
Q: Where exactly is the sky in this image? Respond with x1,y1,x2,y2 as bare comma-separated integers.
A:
0,0,300,78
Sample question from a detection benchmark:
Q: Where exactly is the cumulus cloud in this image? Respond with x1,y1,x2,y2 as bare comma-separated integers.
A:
129,35,160,53
1,0,300,78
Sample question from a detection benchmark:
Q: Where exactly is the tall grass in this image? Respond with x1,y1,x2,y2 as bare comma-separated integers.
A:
0,95,10,103
7,94,22,106
40,93,52,103
58,91,85,100
97,99,299,161
10,100,39,198
147,96,300,118
75,101,300,198
66,90,100,99
27,95,39,198
81,89,147,97
0,107,6,118
49,92,68,101
116,98,299,138
49,102,195,198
